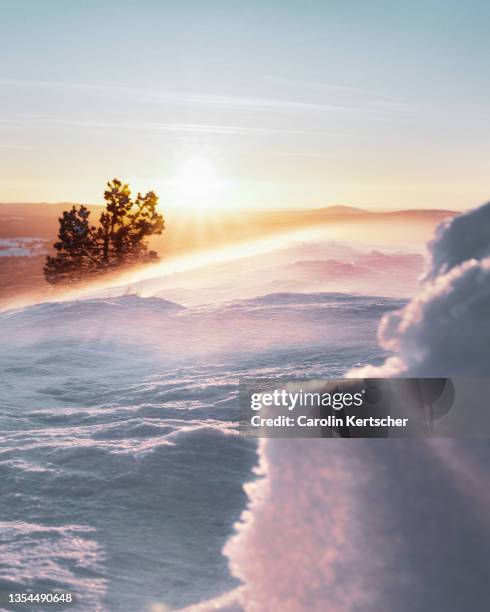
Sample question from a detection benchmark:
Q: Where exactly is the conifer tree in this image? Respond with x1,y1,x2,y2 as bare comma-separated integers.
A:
44,179,164,285
44,205,98,284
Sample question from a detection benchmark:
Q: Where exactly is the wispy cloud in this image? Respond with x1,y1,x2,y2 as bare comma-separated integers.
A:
0,77,412,116
0,114,354,138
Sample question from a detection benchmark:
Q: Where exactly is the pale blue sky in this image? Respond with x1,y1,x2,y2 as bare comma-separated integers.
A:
1,0,489,210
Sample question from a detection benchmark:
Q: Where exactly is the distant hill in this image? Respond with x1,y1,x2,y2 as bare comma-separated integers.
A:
0,200,457,306
0,201,457,246
315,205,368,215
380,208,456,217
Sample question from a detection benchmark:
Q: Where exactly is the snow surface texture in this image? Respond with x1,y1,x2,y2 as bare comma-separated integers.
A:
424,201,490,280
188,202,490,612
74,238,423,308
0,289,396,611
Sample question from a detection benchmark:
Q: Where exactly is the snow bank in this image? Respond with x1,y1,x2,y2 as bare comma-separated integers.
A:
189,202,490,612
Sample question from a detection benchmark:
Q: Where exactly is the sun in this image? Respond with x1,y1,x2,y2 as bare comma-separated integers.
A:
173,156,222,198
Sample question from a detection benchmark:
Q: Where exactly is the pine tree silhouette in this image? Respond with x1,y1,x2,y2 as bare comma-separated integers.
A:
44,179,164,285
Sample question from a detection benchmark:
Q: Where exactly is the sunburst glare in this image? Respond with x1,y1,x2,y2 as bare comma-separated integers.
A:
172,156,227,200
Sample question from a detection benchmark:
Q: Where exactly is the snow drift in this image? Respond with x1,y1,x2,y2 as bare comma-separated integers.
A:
189,202,490,612
353,201,490,378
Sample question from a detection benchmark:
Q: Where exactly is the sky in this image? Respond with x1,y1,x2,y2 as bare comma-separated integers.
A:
1,0,490,211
